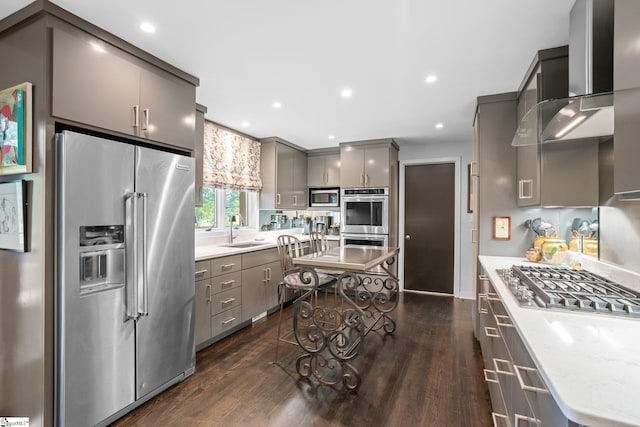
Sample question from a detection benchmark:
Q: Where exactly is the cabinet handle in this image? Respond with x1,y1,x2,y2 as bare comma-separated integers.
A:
514,414,541,427
221,279,235,288
293,195,297,205
360,174,364,185
263,268,268,283
495,314,513,328
142,108,150,131
487,292,501,301
324,172,328,184
206,285,211,303
132,105,139,128
221,317,236,325
513,364,550,394
493,358,514,376
477,294,488,314
519,179,533,199
221,263,235,271
267,267,271,281
276,193,281,205
365,174,369,185
221,297,236,306
483,369,499,384
321,172,325,184
484,326,500,338
195,269,209,278
491,412,508,427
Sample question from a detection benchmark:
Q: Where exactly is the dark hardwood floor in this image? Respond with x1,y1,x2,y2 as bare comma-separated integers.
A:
111,293,492,427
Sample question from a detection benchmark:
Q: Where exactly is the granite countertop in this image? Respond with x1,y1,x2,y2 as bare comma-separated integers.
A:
195,233,340,261
479,255,640,427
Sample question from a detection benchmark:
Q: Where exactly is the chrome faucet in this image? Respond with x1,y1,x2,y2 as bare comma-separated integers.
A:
229,214,240,244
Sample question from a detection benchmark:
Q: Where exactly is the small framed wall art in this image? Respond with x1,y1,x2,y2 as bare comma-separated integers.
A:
493,216,511,240
0,180,27,251
0,82,33,176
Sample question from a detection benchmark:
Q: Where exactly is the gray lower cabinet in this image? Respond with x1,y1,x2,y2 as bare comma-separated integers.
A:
195,256,243,349
241,248,282,321
194,259,212,346
51,22,196,150
196,248,283,350
476,272,573,427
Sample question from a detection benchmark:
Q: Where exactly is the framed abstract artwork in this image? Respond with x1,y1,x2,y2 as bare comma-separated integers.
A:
0,180,27,251
0,82,32,175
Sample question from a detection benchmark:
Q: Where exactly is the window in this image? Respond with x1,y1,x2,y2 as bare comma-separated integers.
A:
195,187,256,230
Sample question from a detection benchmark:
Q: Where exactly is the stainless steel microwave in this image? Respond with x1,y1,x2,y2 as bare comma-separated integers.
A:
309,188,340,207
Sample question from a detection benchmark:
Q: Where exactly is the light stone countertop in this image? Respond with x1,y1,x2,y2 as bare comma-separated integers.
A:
195,232,340,261
479,255,640,427
292,245,399,272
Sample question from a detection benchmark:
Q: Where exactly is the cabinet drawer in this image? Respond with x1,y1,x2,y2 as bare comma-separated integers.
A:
195,260,212,280
211,271,241,294
211,287,242,315
211,306,243,337
211,255,242,276
242,248,279,269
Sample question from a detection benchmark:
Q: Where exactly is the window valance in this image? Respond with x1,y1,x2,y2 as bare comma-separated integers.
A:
203,121,263,191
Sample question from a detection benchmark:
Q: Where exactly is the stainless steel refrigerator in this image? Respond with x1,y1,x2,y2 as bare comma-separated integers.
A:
55,130,196,426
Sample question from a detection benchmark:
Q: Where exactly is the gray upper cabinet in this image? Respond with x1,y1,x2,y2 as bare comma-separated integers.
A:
260,138,308,209
614,0,640,91
138,65,195,148
52,24,196,151
194,104,207,206
516,68,541,206
340,143,392,188
614,1,640,194
307,151,340,187
515,46,598,207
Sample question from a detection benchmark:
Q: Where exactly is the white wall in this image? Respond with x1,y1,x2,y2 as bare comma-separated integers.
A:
398,140,474,299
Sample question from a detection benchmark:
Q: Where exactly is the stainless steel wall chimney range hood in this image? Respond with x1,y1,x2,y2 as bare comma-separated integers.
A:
513,0,614,146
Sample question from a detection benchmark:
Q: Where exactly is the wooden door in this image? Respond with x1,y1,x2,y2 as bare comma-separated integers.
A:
404,163,455,294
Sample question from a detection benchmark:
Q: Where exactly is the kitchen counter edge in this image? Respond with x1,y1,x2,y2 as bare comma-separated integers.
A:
479,255,640,427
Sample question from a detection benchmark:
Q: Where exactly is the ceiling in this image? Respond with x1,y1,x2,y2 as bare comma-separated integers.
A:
0,0,575,150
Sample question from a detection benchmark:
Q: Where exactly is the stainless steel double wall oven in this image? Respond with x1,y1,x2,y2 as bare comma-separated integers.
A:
340,188,389,247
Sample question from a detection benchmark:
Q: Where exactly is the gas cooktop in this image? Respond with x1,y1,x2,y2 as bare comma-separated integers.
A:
499,265,640,317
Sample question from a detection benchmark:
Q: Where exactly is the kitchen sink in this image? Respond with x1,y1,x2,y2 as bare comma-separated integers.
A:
221,241,270,248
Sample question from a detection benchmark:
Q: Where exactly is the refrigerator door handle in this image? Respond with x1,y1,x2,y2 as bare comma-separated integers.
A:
125,192,139,320
139,192,149,316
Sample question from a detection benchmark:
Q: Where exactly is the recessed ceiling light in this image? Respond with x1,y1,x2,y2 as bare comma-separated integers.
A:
241,121,250,128
425,75,437,84
272,101,282,109
435,123,444,129
341,88,352,98
328,135,335,140
140,22,156,33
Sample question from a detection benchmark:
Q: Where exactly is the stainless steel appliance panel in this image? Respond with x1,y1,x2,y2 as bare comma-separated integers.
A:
56,132,136,427
309,187,339,207
341,189,389,235
340,233,388,247
134,147,195,398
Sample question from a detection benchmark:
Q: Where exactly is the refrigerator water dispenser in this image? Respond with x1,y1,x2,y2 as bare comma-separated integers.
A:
79,225,125,294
